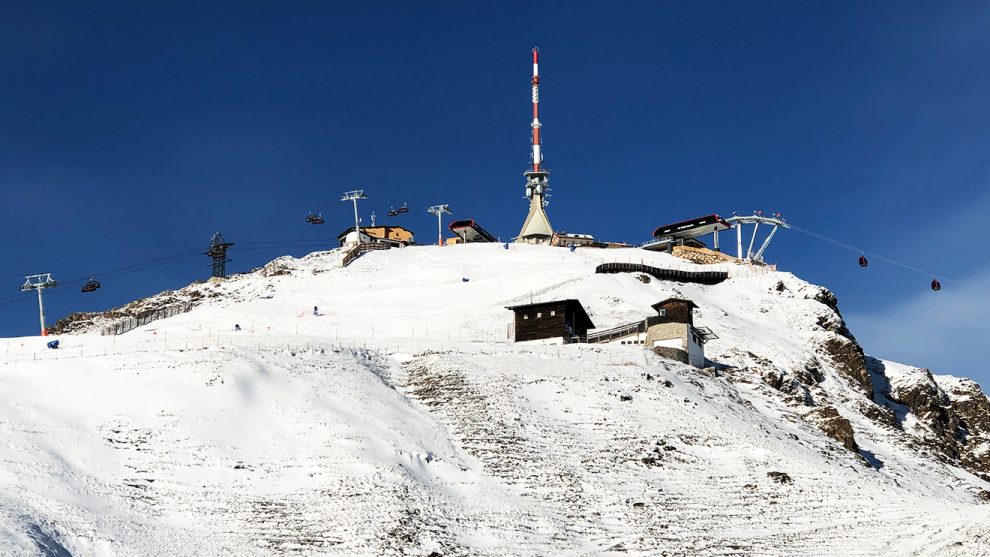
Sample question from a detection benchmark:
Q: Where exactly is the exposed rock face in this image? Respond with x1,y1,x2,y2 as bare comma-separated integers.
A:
51,289,205,335
804,286,873,398
819,336,873,399
935,376,990,478
811,287,856,340
807,406,859,452
856,400,900,430
887,368,962,461
760,369,812,406
871,361,990,479
50,311,102,335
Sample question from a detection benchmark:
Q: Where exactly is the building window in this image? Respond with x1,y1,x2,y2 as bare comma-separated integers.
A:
658,309,667,316
550,310,556,316
523,314,529,320
537,312,542,318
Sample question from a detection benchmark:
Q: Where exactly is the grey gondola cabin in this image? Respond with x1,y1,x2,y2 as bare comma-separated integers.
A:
506,299,595,344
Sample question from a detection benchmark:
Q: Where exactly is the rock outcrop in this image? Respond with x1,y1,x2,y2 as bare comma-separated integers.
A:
935,376,990,479
804,286,874,398
807,406,859,452
873,361,990,479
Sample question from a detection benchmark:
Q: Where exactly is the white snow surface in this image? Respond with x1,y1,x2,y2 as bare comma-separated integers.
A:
1,244,989,556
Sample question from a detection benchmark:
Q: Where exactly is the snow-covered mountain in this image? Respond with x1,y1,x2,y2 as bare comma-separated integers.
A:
3,244,989,556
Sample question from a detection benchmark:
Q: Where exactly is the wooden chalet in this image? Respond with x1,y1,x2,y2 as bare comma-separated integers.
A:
506,299,595,344
337,225,414,248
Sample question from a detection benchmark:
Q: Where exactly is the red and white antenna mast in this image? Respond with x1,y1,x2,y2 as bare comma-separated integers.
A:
531,47,542,173
517,47,554,244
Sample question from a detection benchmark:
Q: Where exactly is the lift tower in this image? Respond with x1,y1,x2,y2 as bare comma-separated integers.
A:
21,273,57,336
206,232,235,278
427,204,452,246
341,190,368,245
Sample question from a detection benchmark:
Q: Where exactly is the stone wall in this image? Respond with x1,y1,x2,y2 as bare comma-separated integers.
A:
653,346,689,364
646,322,689,351
671,246,738,265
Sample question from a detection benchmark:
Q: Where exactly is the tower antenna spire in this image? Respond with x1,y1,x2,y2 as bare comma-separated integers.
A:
516,47,554,244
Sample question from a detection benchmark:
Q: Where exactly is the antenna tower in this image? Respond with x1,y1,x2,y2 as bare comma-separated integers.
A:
21,273,57,336
427,204,452,246
517,47,554,244
205,232,235,278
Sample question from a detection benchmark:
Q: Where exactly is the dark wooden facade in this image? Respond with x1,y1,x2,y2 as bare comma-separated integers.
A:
650,298,698,326
507,299,595,343
595,262,727,285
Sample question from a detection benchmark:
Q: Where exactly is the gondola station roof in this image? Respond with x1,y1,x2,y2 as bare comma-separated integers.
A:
448,219,497,243
653,214,731,239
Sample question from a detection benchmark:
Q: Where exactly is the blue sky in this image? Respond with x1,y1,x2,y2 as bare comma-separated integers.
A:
1,2,988,385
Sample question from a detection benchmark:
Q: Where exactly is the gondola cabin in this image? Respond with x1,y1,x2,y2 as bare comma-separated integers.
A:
506,299,595,344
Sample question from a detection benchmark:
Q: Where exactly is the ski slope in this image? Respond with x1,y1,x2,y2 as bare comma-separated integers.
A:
1,244,988,556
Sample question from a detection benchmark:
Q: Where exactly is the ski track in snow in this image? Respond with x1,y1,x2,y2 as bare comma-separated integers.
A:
0,244,988,556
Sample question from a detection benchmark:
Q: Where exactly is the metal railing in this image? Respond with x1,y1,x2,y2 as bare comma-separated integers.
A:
587,320,646,344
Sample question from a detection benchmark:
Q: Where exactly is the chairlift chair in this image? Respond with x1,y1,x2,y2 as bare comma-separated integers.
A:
387,207,398,217
396,203,409,214
305,212,325,225
858,255,868,268
931,277,941,292
81,276,101,293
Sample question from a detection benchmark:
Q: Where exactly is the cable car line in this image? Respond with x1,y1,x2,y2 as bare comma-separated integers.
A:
788,223,959,285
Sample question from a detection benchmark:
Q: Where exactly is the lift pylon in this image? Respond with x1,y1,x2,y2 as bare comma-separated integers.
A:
21,273,57,336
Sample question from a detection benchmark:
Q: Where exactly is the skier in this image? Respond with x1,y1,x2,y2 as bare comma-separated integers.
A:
46,340,60,349
234,324,241,331
313,306,319,316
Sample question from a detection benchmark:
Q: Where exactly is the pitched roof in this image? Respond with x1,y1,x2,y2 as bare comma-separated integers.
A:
651,298,698,310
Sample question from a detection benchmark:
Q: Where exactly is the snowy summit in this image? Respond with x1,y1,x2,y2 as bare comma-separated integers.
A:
3,243,989,556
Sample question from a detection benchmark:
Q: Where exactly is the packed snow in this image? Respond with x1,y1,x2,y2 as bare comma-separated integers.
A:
1,243,988,556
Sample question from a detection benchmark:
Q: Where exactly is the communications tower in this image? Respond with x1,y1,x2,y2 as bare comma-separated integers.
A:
516,47,554,244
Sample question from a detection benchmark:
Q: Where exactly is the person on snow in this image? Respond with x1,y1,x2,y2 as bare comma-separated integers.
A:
313,306,319,316
234,324,241,331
